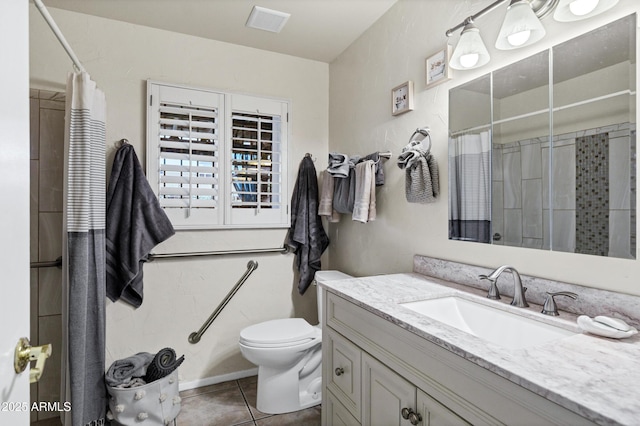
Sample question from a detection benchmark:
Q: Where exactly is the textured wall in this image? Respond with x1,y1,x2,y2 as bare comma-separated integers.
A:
328,0,640,296
29,6,329,385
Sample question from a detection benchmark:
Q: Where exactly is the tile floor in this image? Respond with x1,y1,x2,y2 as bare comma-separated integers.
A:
31,376,321,426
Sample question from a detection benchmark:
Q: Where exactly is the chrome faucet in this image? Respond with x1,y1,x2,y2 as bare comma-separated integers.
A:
479,265,529,308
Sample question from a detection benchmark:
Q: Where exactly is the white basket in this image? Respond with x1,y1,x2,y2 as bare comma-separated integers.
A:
107,372,181,426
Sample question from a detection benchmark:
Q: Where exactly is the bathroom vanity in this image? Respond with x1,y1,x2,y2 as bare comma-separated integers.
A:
319,262,640,425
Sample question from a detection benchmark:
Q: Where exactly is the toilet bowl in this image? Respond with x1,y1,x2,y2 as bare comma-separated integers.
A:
238,270,352,414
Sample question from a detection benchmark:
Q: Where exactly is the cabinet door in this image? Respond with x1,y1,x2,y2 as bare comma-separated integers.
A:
416,389,471,426
325,329,362,420
363,353,416,426
325,390,361,426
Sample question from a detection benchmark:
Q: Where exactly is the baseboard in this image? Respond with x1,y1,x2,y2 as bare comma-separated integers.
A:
178,368,258,392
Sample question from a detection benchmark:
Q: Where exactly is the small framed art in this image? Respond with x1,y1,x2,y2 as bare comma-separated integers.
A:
425,45,452,89
391,80,414,116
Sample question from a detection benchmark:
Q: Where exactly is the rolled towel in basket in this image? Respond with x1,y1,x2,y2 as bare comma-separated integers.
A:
105,352,155,387
143,348,185,383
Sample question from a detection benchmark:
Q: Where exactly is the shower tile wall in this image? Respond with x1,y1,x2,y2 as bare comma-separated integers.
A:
493,123,634,257
30,89,65,422
493,137,546,249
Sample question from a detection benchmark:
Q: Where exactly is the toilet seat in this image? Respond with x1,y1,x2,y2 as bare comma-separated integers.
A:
240,318,319,348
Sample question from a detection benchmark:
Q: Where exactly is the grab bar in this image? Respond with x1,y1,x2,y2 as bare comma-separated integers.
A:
188,260,259,344
149,246,288,261
30,256,62,269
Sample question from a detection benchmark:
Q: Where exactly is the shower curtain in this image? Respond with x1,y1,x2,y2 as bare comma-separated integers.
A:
448,131,491,243
61,72,107,426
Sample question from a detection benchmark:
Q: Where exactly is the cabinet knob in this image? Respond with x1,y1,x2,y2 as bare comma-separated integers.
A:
409,411,422,425
334,367,344,376
401,407,422,424
401,407,411,419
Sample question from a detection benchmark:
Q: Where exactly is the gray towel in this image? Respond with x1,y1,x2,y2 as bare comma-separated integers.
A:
404,152,440,204
327,152,349,178
352,160,376,223
105,352,155,387
144,347,185,383
106,144,175,308
397,147,423,170
332,168,356,214
287,156,330,294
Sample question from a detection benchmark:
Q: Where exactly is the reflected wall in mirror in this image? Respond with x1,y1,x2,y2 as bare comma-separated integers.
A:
448,14,636,259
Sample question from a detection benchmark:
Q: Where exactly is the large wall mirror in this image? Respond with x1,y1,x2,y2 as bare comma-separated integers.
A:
449,14,636,259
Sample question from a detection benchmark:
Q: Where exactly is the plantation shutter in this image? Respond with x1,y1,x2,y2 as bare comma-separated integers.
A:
148,83,225,229
147,82,289,229
227,94,289,226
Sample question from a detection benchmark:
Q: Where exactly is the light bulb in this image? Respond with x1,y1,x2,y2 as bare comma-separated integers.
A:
459,53,480,68
507,30,531,46
569,0,599,16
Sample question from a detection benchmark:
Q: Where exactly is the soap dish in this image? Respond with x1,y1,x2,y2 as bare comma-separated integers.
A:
577,315,638,339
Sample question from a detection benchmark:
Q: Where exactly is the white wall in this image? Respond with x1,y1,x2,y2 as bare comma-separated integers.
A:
329,0,640,296
29,6,329,384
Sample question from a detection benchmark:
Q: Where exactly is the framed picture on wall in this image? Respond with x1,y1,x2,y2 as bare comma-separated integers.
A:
391,80,414,116
426,45,452,89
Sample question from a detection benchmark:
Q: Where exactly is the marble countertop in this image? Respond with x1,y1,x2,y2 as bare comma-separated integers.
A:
319,273,640,425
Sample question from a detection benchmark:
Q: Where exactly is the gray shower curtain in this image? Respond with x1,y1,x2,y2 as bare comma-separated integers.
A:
448,131,491,243
61,72,107,426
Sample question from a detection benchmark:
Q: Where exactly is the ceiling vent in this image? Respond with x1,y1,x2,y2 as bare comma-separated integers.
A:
246,6,291,33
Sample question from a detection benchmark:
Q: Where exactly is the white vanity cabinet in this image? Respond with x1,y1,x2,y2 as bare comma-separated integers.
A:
363,353,469,426
324,329,361,424
321,289,597,426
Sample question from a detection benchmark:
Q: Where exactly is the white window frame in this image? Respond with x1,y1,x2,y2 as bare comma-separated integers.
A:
147,80,290,230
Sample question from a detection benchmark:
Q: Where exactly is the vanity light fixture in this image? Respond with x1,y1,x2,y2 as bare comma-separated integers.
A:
495,0,546,50
553,0,619,21
449,20,491,70
446,0,618,70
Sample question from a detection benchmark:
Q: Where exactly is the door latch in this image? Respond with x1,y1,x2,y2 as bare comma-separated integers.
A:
14,337,52,383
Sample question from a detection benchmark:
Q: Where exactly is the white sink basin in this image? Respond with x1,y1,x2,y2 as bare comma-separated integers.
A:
401,296,576,349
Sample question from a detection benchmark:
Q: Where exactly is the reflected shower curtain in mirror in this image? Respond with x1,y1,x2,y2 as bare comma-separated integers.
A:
61,72,108,426
448,131,491,243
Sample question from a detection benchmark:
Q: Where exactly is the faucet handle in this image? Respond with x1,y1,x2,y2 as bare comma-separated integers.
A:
479,274,501,300
541,291,578,316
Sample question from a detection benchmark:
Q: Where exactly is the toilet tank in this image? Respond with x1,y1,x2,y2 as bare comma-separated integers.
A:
313,270,353,326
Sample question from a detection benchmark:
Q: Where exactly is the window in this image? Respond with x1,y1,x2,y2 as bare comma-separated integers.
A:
147,81,289,229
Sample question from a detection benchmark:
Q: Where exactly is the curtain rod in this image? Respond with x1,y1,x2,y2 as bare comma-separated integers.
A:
33,0,86,73
451,89,635,137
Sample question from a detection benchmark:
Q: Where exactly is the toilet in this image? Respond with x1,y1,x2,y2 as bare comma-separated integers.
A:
239,270,352,414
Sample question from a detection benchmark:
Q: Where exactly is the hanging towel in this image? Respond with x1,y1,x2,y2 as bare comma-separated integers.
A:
327,152,350,178
332,168,356,214
318,170,341,223
352,160,377,223
144,348,185,383
360,152,386,186
106,144,175,308
398,147,439,204
287,156,330,294
318,169,334,216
